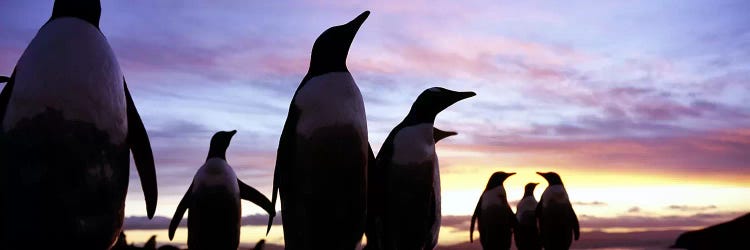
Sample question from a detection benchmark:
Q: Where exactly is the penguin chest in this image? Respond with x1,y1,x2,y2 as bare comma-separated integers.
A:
541,185,569,206
290,72,368,190
481,186,509,211
193,158,240,196
391,124,436,166
294,72,367,139
3,18,126,143
516,196,538,222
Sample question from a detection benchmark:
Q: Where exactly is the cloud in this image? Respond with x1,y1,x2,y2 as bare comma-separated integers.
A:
573,201,608,206
627,206,642,213
667,205,718,212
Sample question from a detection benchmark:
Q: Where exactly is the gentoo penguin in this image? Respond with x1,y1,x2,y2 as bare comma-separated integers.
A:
168,130,275,250
470,171,518,250
267,11,373,250
515,183,541,250
536,172,580,250
0,0,157,248
671,213,750,250
364,127,456,250
371,87,475,250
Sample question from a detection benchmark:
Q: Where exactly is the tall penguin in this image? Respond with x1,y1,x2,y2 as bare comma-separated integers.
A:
0,1,157,248
364,127,456,250
268,11,374,250
536,172,580,250
168,131,275,250
371,87,475,250
515,183,541,250
470,171,518,250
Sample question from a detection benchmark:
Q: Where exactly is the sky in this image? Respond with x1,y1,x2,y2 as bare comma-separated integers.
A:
1,0,749,248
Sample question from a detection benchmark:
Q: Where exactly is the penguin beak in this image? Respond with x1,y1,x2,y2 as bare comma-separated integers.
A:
433,128,458,142
508,172,516,177
343,10,370,38
346,11,370,32
229,130,237,136
437,90,476,113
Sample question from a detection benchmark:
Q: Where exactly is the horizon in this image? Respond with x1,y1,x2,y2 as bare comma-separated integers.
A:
1,0,749,249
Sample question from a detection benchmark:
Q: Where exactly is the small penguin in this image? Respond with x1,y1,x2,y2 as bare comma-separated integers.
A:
515,183,541,250
0,0,156,248
364,127,456,250
169,131,275,250
268,11,374,250
371,87,474,250
470,171,518,250
536,172,580,250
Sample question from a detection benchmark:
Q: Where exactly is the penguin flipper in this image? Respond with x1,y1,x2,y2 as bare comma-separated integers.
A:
169,183,192,240
470,197,482,243
125,80,158,218
0,71,16,125
0,76,9,83
571,206,580,240
268,106,299,234
239,179,276,217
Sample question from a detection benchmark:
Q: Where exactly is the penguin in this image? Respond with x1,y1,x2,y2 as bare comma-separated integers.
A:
368,87,475,250
515,183,541,250
470,171,518,250
0,1,156,248
168,130,275,250
267,11,374,250
363,127,456,250
671,213,750,250
536,172,580,250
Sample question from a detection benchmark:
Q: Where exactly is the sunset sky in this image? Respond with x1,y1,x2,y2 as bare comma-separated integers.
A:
1,0,749,248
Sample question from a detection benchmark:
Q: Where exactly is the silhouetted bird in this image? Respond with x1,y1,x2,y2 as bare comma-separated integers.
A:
169,131,275,250
364,127,456,250
671,213,750,250
370,87,475,250
253,239,267,250
111,233,157,250
515,183,541,250
0,0,156,248
268,10,373,250
470,171,518,250
536,172,579,250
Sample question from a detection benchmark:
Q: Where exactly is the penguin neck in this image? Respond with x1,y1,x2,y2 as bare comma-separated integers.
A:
403,108,436,125
523,189,534,198
206,148,227,161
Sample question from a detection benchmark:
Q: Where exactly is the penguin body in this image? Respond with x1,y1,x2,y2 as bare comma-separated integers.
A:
536,172,580,250
0,1,156,248
470,172,517,250
363,127,456,250
372,87,474,250
269,11,373,250
515,183,541,250
169,131,274,250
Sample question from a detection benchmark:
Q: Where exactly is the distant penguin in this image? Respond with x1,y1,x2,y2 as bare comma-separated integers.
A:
470,171,518,250
268,11,374,250
515,183,541,250
370,87,475,250
536,172,580,250
364,127,456,250
0,0,157,248
169,131,275,250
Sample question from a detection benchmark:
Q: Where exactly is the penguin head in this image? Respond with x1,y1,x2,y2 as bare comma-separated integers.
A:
433,127,457,143
207,130,237,160
523,182,539,197
485,171,515,190
51,0,101,28
537,172,564,185
308,11,370,77
407,87,476,124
